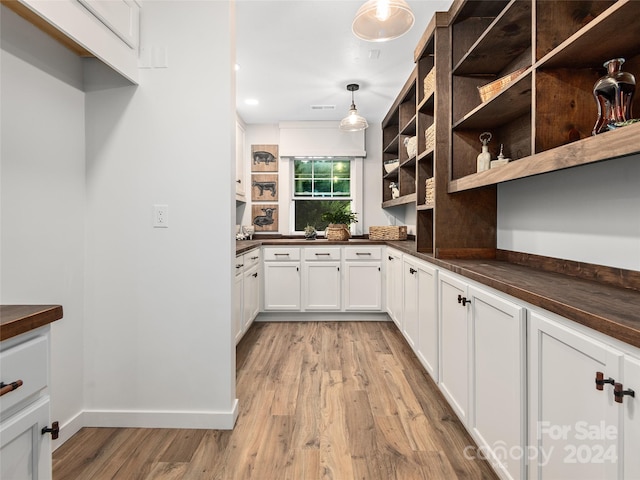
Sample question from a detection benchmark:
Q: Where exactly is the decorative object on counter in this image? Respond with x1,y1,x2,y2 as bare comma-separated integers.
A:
477,67,528,103
251,174,278,201
490,144,510,168
592,58,636,135
321,204,358,241
424,124,435,153
252,204,278,231
476,132,492,172
404,136,417,158
607,118,640,130
339,84,369,132
304,225,317,240
243,225,255,240
384,159,399,174
425,177,435,206
369,225,407,240
251,144,279,172
352,0,415,42
389,182,400,199
423,67,436,99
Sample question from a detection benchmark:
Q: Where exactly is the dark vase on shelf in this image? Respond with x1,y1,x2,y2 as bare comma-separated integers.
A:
592,58,636,135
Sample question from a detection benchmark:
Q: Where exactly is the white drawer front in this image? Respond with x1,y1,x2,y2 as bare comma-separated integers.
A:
263,247,300,261
234,256,244,276
304,247,342,261
344,247,382,260
0,336,48,414
243,249,262,269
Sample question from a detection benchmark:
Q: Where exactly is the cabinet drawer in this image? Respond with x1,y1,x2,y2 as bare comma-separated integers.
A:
0,336,48,414
234,255,244,276
263,247,300,261
304,247,342,261
243,249,261,269
344,247,382,260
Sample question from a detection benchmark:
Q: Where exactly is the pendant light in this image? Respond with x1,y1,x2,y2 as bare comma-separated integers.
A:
352,0,415,42
339,84,369,132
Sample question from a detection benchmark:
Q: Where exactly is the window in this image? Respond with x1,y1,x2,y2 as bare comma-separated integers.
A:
292,158,352,231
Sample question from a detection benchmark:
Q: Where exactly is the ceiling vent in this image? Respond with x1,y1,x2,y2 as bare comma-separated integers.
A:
310,105,336,111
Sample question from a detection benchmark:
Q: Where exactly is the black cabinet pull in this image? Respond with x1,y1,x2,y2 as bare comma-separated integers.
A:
388,256,393,261
42,421,60,440
614,383,635,403
457,295,470,306
252,272,258,278
595,372,615,390
409,268,417,275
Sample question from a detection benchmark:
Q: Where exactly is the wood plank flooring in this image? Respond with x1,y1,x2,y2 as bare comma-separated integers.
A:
53,321,498,479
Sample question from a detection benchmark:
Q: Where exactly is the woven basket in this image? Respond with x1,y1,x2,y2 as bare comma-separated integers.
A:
326,224,351,241
425,124,435,153
477,67,527,102
369,226,408,241
423,67,436,99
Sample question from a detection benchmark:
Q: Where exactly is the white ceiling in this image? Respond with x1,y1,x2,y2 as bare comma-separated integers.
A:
235,0,453,126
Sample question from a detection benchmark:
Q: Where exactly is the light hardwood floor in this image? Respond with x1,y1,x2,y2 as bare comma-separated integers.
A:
53,321,498,479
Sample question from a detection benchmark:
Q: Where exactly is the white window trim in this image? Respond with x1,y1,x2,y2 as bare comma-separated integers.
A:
288,157,363,236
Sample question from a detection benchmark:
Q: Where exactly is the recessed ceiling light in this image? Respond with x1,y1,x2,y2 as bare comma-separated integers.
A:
245,99,259,106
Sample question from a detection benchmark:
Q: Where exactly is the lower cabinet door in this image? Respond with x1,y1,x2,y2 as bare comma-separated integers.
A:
623,355,640,479
344,262,381,311
439,272,470,424
303,262,341,310
243,266,260,330
1,397,52,480
416,262,437,382
234,273,243,344
263,262,301,310
528,312,621,480
402,258,418,348
469,286,525,480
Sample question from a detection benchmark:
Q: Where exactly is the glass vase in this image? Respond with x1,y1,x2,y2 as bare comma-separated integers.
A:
592,58,636,135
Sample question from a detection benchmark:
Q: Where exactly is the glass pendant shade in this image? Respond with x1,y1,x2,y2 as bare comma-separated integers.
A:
352,0,415,42
339,84,369,132
340,106,369,132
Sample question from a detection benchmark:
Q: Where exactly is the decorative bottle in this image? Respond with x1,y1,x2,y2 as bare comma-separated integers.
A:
592,58,636,135
477,132,492,173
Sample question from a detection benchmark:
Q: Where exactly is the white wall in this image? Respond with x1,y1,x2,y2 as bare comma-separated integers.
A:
0,5,86,446
498,154,640,270
82,0,237,427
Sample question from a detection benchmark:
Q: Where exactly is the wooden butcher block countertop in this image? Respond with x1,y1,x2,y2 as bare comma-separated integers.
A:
0,305,63,341
237,238,640,349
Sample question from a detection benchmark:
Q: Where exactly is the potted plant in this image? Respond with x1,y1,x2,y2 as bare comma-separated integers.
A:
303,224,317,240
321,204,358,241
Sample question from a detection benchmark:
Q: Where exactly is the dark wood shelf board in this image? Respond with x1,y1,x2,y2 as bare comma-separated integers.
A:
400,115,417,136
382,193,417,209
449,122,640,192
453,69,532,129
418,92,435,113
417,204,434,211
383,137,399,154
537,0,640,69
400,156,416,168
383,169,399,180
417,149,434,162
453,0,532,75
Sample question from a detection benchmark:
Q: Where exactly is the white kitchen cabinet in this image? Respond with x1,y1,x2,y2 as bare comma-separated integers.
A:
344,247,382,311
243,265,260,331
303,262,341,310
303,247,341,311
9,0,140,83
263,248,301,311
235,120,246,200
622,354,640,479
402,257,419,349
1,329,56,480
385,248,403,327
439,271,470,423
77,0,140,48
234,256,244,344
468,285,525,480
528,311,621,480
415,260,437,382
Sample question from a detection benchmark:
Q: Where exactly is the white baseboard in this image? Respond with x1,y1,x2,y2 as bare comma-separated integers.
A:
52,399,239,448
255,312,391,322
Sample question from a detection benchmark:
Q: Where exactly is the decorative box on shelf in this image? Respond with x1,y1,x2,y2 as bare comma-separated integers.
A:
423,67,436,99
477,67,528,103
425,124,435,152
369,226,408,241
425,177,435,206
